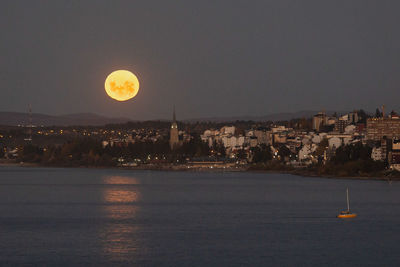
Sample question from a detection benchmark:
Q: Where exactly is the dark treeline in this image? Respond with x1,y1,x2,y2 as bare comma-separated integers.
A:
17,135,212,167
106,120,273,134
317,142,386,176
14,135,394,177
249,141,388,177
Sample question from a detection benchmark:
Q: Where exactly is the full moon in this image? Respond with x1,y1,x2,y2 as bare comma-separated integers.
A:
104,70,140,101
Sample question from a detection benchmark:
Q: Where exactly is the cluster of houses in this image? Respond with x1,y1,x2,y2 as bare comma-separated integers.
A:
99,109,400,171
3,108,400,171
101,128,166,148
201,124,360,164
200,110,400,170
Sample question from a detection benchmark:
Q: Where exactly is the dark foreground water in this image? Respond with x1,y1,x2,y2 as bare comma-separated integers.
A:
0,167,399,266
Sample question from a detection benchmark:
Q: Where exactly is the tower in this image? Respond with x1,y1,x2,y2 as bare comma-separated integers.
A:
169,106,179,149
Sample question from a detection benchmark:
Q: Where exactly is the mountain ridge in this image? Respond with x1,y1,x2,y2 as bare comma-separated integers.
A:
0,110,352,126
0,112,131,126
184,110,344,123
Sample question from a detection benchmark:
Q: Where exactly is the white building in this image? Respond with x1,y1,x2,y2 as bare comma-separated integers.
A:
302,137,312,145
312,135,322,144
254,130,270,145
221,126,235,135
298,144,317,161
371,147,385,161
328,137,342,149
344,125,356,134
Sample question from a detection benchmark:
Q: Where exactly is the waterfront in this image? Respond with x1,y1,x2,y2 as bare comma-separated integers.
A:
0,167,399,266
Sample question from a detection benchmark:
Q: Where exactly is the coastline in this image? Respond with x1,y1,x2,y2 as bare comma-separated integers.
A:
1,161,399,181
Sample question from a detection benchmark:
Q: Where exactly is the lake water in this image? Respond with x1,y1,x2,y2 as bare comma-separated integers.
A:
0,167,399,266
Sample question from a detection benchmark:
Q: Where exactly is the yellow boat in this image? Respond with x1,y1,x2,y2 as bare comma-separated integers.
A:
337,210,357,218
337,188,357,218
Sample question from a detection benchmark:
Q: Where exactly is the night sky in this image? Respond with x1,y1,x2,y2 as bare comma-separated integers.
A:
1,1,399,120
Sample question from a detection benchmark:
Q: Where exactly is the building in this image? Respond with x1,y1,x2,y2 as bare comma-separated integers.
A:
389,110,400,119
222,135,245,149
391,139,400,162
334,119,349,133
344,125,356,134
328,137,342,149
169,107,179,149
348,111,359,124
253,129,270,145
220,126,235,135
371,147,385,161
390,139,400,171
273,133,287,144
313,112,327,132
249,136,258,147
366,117,400,141
298,144,315,161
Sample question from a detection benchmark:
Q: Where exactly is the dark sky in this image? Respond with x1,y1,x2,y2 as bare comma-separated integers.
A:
1,1,399,120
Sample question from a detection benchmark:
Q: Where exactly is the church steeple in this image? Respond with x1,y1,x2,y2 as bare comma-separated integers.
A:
171,105,178,129
173,105,176,123
170,105,179,149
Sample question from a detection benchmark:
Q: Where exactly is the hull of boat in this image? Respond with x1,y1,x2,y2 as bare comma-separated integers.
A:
337,213,357,218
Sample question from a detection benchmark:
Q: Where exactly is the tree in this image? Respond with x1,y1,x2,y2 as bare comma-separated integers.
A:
213,141,226,157
332,142,372,164
357,109,369,124
236,149,247,160
251,144,272,163
314,138,329,157
375,108,382,118
18,144,43,163
277,144,291,160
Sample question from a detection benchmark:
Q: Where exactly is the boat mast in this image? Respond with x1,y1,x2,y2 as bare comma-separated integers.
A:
346,188,350,211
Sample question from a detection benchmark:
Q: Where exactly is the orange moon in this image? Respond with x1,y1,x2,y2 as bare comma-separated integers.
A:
104,70,140,101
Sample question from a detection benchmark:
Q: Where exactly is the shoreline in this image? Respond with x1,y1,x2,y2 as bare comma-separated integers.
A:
1,161,399,181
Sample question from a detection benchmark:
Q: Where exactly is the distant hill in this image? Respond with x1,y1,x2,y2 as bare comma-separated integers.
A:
0,112,132,126
0,110,351,126
186,110,341,122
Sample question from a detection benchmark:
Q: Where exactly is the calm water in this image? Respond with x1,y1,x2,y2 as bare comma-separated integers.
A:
0,167,399,266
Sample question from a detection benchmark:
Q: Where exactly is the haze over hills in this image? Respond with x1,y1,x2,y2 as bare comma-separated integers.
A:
185,110,344,123
0,112,132,126
0,110,353,126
